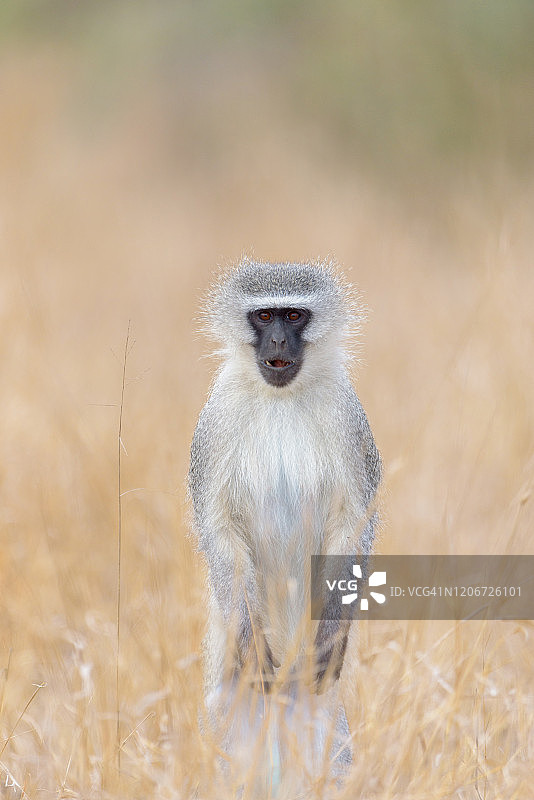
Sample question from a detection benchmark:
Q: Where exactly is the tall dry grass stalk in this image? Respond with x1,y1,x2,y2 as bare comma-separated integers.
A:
115,320,132,777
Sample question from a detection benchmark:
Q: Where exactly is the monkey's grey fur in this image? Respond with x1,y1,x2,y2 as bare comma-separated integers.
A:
189,257,380,781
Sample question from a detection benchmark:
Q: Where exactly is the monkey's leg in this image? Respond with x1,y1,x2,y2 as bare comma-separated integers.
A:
271,680,352,791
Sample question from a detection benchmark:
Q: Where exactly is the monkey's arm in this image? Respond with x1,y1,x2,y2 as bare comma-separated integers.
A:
314,389,381,688
189,408,278,687
313,533,373,689
200,527,278,679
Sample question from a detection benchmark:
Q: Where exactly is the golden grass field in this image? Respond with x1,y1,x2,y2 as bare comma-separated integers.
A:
1,10,534,799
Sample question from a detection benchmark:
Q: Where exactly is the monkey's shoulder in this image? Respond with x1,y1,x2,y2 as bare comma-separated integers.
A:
189,397,218,472
189,389,244,487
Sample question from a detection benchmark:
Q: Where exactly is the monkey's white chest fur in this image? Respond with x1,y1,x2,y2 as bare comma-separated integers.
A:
225,392,343,660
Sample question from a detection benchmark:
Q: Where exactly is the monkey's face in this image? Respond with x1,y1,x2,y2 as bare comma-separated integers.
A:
248,307,311,387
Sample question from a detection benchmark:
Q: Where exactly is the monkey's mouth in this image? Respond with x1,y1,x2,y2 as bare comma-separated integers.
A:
264,359,293,369
259,357,301,386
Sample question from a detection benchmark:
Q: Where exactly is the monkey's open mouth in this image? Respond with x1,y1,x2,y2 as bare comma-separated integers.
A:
264,359,293,369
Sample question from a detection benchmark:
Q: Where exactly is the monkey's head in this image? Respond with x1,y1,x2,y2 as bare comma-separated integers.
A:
203,258,360,390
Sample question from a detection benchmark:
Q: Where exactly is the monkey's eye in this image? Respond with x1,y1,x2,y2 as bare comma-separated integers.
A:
286,311,302,322
257,311,272,322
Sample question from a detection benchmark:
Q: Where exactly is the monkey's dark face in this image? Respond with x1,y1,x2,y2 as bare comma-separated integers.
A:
248,308,311,387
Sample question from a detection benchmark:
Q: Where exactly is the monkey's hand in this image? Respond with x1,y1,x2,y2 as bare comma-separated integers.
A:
261,636,281,671
248,635,280,693
313,619,349,692
235,616,279,691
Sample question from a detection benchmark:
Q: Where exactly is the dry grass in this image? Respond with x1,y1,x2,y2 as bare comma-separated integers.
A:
1,31,534,800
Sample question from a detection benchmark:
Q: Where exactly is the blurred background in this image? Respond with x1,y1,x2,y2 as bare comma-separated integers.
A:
1,2,534,797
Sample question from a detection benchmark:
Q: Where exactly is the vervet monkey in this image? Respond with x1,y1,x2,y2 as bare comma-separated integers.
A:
189,257,380,780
